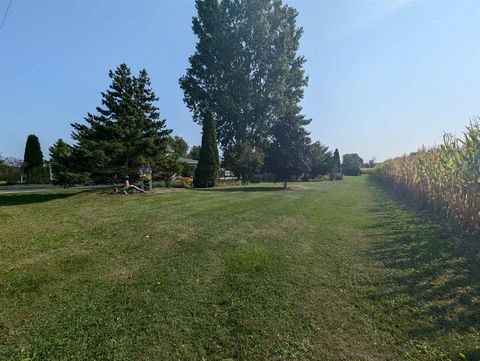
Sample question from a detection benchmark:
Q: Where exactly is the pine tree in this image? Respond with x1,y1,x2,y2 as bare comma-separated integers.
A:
23,134,44,171
49,139,90,186
194,110,219,188
266,113,311,188
309,141,333,178
71,64,172,182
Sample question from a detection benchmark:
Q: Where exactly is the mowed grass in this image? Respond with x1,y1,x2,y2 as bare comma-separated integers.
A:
0,177,478,360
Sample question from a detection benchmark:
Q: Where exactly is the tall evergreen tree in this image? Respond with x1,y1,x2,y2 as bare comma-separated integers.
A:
180,0,308,177
194,110,220,188
23,134,49,183
71,64,172,182
23,134,44,171
266,113,311,188
310,141,333,178
330,148,342,180
49,138,71,181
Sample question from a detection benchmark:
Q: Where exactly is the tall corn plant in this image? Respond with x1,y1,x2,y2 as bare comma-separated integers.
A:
375,120,480,232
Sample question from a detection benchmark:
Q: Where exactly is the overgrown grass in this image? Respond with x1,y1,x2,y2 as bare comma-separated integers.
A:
0,177,478,360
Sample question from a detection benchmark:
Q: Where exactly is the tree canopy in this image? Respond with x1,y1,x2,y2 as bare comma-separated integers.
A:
342,153,364,176
266,113,311,188
180,0,309,178
188,145,201,161
168,136,189,158
71,64,172,182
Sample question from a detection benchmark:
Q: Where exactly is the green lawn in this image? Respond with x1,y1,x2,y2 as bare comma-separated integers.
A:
0,177,478,360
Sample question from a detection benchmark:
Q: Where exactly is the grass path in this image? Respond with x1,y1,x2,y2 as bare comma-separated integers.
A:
0,177,478,360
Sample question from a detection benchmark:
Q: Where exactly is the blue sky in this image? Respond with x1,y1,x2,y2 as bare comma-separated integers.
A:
0,0,478,162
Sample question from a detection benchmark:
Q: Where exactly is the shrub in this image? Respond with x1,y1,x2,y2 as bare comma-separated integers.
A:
180,177,193,187
26,166,50,184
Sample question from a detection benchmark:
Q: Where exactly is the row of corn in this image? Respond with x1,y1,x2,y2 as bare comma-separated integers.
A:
375,120,480,232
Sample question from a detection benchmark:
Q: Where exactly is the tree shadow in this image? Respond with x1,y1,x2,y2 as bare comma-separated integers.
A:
364,176,480,341
0,192,80,207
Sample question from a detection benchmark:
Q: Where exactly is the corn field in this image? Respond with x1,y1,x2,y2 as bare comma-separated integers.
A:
375,120,480,232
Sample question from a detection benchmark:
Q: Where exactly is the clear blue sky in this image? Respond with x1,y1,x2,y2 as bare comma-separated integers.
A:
1,0,479,162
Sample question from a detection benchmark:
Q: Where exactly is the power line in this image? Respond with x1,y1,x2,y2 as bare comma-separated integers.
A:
0,0,13,33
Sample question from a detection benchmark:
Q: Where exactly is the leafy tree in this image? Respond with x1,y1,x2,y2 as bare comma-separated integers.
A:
266,113,311,188
168,136,189,158
71,64,172,183
309,141,333,178
0,157,23,184
180,0,308,178
223,142,264,183
194,110,220,188
342,153,364,176
188,145,201,160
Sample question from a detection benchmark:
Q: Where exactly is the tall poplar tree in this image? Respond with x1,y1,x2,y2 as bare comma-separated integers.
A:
180,0,309,177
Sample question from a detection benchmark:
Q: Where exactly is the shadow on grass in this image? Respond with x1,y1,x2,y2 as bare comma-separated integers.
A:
364,176,480,352
194,186,284,193
0,192,80,206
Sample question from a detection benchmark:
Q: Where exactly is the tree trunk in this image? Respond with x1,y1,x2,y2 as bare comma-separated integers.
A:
283,180,288,189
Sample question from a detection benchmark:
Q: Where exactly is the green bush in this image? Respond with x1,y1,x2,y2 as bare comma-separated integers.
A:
26,166,50,184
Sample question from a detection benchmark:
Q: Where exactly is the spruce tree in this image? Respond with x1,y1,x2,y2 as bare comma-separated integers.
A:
71,64,172,182
310,141,333,178
194,110,219,188
23,134,44,171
